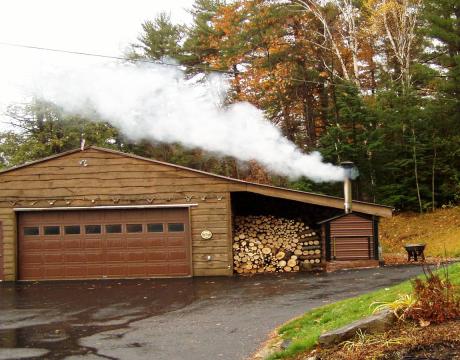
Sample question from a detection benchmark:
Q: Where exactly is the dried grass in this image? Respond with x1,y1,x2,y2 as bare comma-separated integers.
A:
380,207,460,259
316,320,460,360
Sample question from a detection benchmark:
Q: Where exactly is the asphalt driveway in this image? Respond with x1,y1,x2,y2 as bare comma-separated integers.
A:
0,265,424,360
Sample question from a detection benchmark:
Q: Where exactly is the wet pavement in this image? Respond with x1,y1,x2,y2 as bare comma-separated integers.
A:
0,265,424,360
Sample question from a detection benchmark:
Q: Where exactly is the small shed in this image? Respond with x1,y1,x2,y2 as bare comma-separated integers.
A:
318,213,379,262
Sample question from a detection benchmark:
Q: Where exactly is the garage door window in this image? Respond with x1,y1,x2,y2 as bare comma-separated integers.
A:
106,224,122,233
44,226,60,235
64,225,80,235
168,223,185,232
127,224,143,233
23,226,39,236
147,223,163,232
85,225,101,234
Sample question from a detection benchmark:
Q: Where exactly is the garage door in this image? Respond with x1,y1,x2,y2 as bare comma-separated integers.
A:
332,236,373,260
18,208,191,280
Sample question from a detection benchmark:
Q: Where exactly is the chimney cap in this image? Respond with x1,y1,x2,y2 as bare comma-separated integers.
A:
340,161,355,169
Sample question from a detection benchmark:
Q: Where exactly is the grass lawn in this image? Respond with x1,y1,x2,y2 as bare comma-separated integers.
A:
268,262,460,360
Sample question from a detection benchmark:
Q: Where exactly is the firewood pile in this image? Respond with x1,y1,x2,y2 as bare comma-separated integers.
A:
233,215,321,274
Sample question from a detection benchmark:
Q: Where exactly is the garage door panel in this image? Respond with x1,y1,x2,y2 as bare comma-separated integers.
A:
45,266,66,278
21,267,43,280
86,252,104,263
43,240,62,249
65,266,88,278
85,239,102,249
146,264,169,275
106,238,124,248
126,251,146,262
43,253,63,263
126,238,145,248
19,208,191,280
106,251,125,262
168,264,191,275
65,253,86,263
169,250,187,261
105,265,126,277
22,253,42,264
167,238,186,247
127,264,148,276
148,238,167,247
21,240,42,250
63,239,81,249
147,251,168,261
87,266,103,277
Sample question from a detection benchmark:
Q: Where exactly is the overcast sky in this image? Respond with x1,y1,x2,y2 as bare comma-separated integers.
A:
0,0,194,131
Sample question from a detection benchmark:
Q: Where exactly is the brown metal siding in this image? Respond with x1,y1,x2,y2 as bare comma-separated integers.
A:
330,214,374,260
18,208,191,280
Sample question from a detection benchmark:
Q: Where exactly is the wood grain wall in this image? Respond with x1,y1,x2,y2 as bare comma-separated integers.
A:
0,221,3,280
0,148,240,280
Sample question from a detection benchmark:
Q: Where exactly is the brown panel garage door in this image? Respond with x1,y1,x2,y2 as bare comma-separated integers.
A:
332,236,373,260
18,208,191,280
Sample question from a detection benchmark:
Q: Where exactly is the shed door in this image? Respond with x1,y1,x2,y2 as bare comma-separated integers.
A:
332,236,372,260
18,208,191,280
329,213,374,260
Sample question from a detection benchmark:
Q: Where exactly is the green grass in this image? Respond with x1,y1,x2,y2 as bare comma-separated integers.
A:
268,263,460,360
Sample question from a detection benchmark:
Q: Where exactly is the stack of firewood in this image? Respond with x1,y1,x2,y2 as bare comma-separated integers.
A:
233,215,321,274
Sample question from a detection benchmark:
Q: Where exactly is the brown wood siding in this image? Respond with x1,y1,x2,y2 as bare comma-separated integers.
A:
330,214,374,260
0,221,3,280
0,148,233,279
0,209,16,281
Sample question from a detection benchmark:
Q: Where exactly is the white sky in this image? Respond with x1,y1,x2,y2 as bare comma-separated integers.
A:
0,0,194,131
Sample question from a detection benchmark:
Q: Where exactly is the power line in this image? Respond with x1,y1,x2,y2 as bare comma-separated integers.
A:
0,41,233,74
0,41,330,85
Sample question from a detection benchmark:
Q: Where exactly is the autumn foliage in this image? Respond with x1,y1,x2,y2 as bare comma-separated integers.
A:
407,265,460,324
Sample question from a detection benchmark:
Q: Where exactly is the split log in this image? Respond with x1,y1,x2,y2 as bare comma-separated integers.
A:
233,215,322,274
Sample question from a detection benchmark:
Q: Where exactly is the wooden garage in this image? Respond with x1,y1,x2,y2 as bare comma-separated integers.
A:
0,146,392,281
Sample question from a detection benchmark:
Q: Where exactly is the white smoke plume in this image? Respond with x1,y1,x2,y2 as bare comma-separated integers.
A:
32,61,345,182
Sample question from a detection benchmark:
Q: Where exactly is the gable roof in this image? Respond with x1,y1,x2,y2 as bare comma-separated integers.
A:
317,212,370,225
0,146,393,218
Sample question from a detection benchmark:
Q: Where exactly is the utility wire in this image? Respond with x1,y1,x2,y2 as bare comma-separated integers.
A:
0,41,233,74
0,41,330,85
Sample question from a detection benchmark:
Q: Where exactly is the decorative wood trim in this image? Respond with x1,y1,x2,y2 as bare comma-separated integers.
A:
13,204,199,212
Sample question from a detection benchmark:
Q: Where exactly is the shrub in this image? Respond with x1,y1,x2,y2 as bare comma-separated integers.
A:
407,264,460,324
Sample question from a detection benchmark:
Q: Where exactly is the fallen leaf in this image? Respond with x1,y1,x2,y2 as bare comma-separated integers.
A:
419,319,430,327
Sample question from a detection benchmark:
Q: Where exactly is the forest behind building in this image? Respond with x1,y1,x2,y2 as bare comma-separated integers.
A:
1,0,459,212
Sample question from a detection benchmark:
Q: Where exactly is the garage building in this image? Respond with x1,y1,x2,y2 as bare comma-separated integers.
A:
0,146,392,281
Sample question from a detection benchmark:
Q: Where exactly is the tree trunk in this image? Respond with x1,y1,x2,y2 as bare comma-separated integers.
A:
432,144,437,212
412,127,423,213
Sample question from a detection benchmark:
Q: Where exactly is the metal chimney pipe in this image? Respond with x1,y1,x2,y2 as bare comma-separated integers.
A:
340,161,355,214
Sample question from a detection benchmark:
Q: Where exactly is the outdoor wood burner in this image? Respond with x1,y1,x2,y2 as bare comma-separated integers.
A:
404,244,426,262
